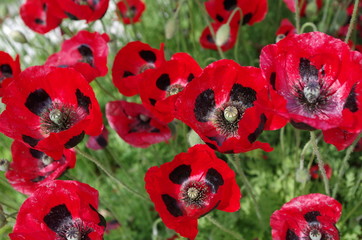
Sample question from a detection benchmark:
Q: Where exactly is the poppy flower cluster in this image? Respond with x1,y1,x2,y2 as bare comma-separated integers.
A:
260,31,362,150
0,51,21,97
200,0,268,51
19,0,110,33
45,30,110,83
0,65,103,159
116,0,146,24
270,193,341,240
10,180,106,240
145,144,241,239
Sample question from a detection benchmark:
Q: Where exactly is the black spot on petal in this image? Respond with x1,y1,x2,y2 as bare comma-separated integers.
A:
223,0,237,11
216,14,224,22
194,89,215,122
150,128,160,133
43,204,72,233
299,58,318,83
206,168,224,193
22,135,40,147
29,148,44,159
76,89,91,114
206,142,217,150
0,64,13,77
89,204,106,228
169,164,191,185
96,135,108,147
31,175,46,182
344,85,358,112
139,50,156,63
123,71,134,78
35,18,44,24
149,98,157,106
248,114,267,143
207,136,225,147
230,84,256,107
304,211,321,223
78,44,94,66
25,89,52,116
270,72,276,90
206,34,214,43
161,194,183,217
65,12,78,20
242,13,253,25
64,131,85,149
187,73,195,82
286,229,299,240
156,73,171,91
290,120,316,131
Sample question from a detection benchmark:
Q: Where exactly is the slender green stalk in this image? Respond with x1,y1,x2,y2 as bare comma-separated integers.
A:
294,0,302,33
332,133,362,198
75,147,149,201
345,0,361,43
94,78,119,100
206,215,244,240
300,22,318,33
227,155,263,224
320,0,332,32
310,131,330,195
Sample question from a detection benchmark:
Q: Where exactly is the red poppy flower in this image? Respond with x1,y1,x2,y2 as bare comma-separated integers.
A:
199,21,240,52
275,19,296,42
309,163,332,180
9,180,106,240
260,32,362,132
116,0,146,24
54,0,109,22
45,30,109,83
0,51,21,97
322,128,359,151
139,52,202,123
112,41,165,96
175,59,283,153
5,140,76,195
106,100,171,148
86,126,109,150
0,66,103,159
283,0,323,17
20,0,64,34
270,193,341,240
205,0,268,26
145,144,241,240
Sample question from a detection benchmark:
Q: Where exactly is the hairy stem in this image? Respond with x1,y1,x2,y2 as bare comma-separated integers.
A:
345,0,360,43
206,215,244,240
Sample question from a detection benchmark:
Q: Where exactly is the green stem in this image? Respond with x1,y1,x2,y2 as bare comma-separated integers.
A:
75,147,149,201
206,215,244,240
294,0,302,33
227,155,263,224
344,0,360,43
94,78,118,100
300,22,318,33
320,0,332,32
339,199,362,225
310,131,330,195
332,133,362,198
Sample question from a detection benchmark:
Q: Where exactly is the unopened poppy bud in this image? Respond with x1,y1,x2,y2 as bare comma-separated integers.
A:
187,129,204,147
0,159,9,172
10,30,27,44
215,24,230,47
306,0,318,19
295,168,310,183
165,17,177,40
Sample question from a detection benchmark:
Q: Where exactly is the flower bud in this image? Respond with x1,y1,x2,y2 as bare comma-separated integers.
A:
165,17,177,40
296,168,310,183
10,30,27,44
215,24,230,47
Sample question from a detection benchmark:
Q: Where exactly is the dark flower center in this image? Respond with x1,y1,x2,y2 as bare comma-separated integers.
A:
73,0,98,9
41,154,53,165
40,103,84,134
309,229,322,240
57,219,92,240
180,181,210,208
0,64,13,82
122,6,137,19
166,84,184,97
139,63,155,73
212,101,248,137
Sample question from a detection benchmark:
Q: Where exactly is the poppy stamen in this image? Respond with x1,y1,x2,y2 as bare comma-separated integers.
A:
167,84,184,97
303,81,321,104
181,181,210,208
223,106,238,122
309,229,322,240
41,154,53,165
65,227,80,240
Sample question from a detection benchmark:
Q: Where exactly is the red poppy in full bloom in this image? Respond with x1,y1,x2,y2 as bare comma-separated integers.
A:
54,0,109,22
260,32,362,133
309,163,332,180
0,51,21,97
0,66,103,159
112,41,165,96
145,144,241,240
116,0,146,24
106,100,171,148
45,30,109,83
139,52,202,123
20,0,64,34
283,0,323,17
86,126,109,150
5,140,76,195
175,59,287,153
270,193,341,240
205,0,268,26
9,180,106,240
